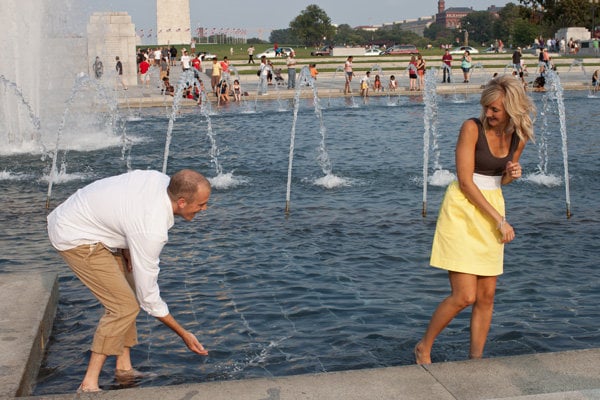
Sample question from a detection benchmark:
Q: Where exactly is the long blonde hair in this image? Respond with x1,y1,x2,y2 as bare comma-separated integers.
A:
479,75,536,143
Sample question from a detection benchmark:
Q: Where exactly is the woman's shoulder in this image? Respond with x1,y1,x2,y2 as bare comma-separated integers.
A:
461,118,482,134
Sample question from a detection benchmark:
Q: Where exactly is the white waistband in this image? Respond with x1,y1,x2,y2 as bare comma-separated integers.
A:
473,173,502,190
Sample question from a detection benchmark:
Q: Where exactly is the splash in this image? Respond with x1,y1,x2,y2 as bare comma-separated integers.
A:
0,170,33,181
429,169,456,187
312,174,353,189
40,168,90,184
524,172,562,187
208,172,248,190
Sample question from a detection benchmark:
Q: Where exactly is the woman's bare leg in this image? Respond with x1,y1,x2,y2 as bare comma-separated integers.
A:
415,272,477,364
469,276,497,359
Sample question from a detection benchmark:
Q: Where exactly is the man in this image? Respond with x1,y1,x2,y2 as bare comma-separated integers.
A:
247,45,255,64
115,56,127,90
220,56,230,80
180,49,191,71
192,53,201,70
441,49,452,83
47,169,211,392
93,56,103,79
512,47,522,76
286,51,297,89
138,57,151,88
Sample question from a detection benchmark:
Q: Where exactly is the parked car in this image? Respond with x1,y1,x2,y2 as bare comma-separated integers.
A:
449,46,479,55
522,44,544,55
484,46,506,54
256,47,294,58
199,52,217,61
311,46,332,56
384,44,418,55
364,48,384,56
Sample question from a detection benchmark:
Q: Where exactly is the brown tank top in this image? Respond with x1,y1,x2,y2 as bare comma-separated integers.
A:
472,118,519,176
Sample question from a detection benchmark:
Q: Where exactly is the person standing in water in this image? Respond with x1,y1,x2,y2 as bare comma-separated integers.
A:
415,76,536,365
47,169,211,392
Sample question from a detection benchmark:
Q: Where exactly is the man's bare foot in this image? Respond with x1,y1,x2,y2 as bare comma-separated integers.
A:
414,341,431,365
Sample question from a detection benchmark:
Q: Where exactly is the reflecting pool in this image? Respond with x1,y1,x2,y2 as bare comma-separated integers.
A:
1,92,598,395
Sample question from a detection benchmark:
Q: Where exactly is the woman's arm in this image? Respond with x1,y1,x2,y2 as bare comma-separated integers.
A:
455,120,515,243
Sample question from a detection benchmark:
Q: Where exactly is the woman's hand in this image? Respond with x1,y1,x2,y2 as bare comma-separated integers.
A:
506,161,522,180
498,218,516,243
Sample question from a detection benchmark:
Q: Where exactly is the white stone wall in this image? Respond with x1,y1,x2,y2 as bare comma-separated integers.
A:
555,27,591,42
87,12,137,87
156,0,191,46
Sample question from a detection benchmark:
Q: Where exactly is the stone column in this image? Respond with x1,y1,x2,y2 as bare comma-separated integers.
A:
87,12,138,87
157,0,192,46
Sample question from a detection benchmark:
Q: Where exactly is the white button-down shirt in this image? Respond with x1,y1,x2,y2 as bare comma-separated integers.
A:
47,170,174,317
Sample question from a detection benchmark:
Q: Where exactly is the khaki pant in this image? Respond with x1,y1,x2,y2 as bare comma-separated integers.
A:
59,243,139,356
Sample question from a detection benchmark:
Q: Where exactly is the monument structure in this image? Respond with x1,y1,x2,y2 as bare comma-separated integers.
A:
87,12,138,87
156,0,192,45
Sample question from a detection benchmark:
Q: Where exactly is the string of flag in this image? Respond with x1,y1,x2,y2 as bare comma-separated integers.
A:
137,28,250,38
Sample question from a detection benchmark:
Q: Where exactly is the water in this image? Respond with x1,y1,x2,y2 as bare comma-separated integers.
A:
1,92,599,395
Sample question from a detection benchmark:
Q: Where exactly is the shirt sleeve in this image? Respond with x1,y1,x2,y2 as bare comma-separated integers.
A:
128,232,170,317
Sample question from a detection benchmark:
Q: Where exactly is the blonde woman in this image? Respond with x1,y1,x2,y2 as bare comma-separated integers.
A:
415,76,536,365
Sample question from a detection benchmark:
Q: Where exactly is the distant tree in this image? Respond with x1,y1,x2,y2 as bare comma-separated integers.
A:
423,23,456,44
512,18,542,45
461,11,497,45
270,28,294,44
548,0,593,28
517,0,593,29
333,24,364,46
371,24,425,47
289,4,336,47
495,3,541,46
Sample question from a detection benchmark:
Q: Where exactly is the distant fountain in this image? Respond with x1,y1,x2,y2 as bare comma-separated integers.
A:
421,68,437,216
329,66,345,107
421,68,454,217
469,62,486,86
162,70,197,174
1,0,126,186
285,67,348,213
568,59,586,75
542,69,572,218
0,74,43,154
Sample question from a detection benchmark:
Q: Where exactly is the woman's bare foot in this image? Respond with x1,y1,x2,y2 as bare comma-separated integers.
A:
414,341,431,365
77,385,102,393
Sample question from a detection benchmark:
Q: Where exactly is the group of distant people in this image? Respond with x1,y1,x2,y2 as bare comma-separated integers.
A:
94,41,597,102
91,55,127,90
255,50,319,95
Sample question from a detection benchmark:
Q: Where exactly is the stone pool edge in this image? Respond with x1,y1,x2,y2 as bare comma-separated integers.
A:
4,272,600,400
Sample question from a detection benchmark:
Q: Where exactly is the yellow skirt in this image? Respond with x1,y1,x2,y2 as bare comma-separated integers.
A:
430,177,505,276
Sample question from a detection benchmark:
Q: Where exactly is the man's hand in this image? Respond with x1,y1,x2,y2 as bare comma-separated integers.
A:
182,330,209,356
121,249,133,272
157,313,209,356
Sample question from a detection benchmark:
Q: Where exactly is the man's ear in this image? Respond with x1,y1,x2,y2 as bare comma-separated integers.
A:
176,197,187,208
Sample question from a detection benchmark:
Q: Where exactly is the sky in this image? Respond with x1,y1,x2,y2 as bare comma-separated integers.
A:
79,0,513,42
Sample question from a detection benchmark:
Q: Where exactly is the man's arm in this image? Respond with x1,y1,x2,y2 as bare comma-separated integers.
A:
157,314,209,356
